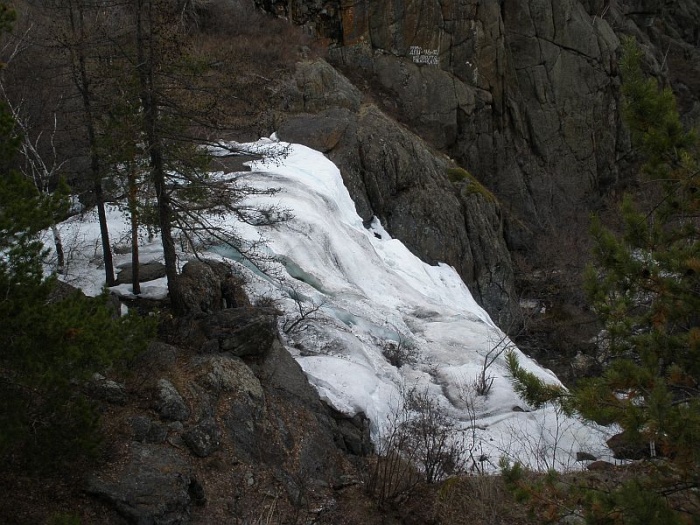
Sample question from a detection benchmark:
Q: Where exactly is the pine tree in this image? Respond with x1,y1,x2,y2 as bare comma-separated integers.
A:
580,37,699,468
506,37,699,522
0,20,155,466
125,0,286,313
7,0,290,313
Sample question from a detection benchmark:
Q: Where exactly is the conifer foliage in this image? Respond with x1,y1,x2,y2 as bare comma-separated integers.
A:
507,37,699,522
580,37,700,467
0,3,154,469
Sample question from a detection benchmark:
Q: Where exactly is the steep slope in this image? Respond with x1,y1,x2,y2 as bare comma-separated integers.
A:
260,0,699,231
256,0,700,339
55,139,611,477
24,137,613,522
277,60,519,327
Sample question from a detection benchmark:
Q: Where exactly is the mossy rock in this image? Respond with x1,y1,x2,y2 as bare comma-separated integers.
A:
445,167,497,203
446,167,471,182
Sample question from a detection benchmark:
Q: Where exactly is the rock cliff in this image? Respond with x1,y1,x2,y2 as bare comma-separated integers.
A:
276,58,519,327
83,306,372,523
257,0,700,328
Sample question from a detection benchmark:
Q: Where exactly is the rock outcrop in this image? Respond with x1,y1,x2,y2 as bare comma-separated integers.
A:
262,1,625,232
264,0,699,223
177,260,230,315
85,301,371,524
116,261,167,284
259,0,700,328
278,62,519,327
88,443,195,524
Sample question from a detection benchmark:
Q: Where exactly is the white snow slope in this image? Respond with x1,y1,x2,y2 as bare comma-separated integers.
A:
51,138,613,472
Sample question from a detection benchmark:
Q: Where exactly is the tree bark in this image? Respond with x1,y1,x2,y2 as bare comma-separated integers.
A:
68,0,115,286
128,162,141,295
51,224,65,273
135,0,183,313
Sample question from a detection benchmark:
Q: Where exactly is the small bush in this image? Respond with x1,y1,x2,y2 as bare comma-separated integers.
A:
253,295,280,310
48,513,81,525
435,474,536,525
446,167,472,183
445,167,496,202
366,387,467,508
381,337,418,368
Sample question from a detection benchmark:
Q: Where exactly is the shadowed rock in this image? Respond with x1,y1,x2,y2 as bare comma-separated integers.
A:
183,417,222,457
177,260,230,315
199,308,278,357
156,378,190,422
116,261,167,284
87,443,193,524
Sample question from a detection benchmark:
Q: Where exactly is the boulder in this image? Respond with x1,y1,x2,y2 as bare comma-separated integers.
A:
283,59,362,114
606,431,652,460
575,451,597,462
195,354,265,400
330,409,372,456
116,261,167,284
587,460,616,471
192,353,266,461
130,415,169,444
182,417,222,457
47,280,85,303
155,378,190,422
277,108,353,153
85,373,127,406
255,339,369,469
199,308,278,357
177,260,230,315
86,443,194,524
252,339,323,407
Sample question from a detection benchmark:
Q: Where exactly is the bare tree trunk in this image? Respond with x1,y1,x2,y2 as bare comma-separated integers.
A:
68,0,115,286
128,162,141,295
134,0,183,312
93,165,116,286
51,224,65,273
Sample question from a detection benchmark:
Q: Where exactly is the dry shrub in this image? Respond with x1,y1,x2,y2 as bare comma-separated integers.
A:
186,1,326,139
434,475,536,525
364,388,467,509
381,336,418,368
364,451,423,510
197,0,322,69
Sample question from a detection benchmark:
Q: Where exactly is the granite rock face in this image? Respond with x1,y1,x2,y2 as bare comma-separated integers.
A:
278,65,519,327
156,378,191,422
87,443,194,524
86,308,368,523
272,0,625,236
259,0,700,327
264,0,699,224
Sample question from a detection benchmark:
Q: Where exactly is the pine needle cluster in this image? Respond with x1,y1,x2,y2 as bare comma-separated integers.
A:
506,37,700,522
0,56,154,470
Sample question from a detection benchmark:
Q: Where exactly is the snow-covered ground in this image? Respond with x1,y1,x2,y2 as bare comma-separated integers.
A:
49,138,613,472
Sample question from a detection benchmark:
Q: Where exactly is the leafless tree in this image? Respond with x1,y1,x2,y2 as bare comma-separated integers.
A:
282,288,326,334
1,26,67,271
473,328,516,396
